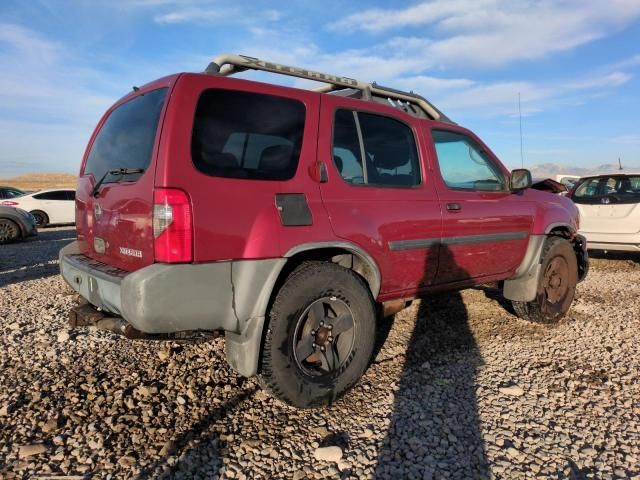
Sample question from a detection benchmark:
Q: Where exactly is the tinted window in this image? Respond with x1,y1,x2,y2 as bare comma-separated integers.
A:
332,109,420,187
333,110,364,184
85,88,168,184
65,190,76,201
432,130,505,191
573,175,640,204
0,188,24,199
34,191,69,200
192,89,305,180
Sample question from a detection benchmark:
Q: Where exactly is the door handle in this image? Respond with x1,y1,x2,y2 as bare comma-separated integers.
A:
447,203,462,212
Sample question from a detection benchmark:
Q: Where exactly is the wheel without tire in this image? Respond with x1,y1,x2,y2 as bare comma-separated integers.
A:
30,210,48,227
0,219,20,244
512,236,578,323
259,262,376,408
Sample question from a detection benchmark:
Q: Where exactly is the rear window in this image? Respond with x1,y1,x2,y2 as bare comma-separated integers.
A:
573,175,640,204
84,88,168,183
191,89,306,181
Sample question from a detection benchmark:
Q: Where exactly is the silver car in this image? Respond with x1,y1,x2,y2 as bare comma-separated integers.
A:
0,206,38,244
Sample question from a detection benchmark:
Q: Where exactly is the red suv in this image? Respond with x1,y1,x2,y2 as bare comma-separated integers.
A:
60,54,588,408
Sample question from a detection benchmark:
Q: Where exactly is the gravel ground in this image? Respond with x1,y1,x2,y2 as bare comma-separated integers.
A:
1,226,639,479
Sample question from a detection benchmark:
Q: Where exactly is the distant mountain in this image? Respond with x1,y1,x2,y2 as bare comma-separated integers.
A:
0,172,76,190
528,163,639,180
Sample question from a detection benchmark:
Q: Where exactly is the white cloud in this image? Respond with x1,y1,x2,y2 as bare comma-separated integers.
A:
149,1,282,26
232,42,633,119
0,23,61,65
611,135,640,145
153,6,235,24
0,24,162,175
329,0,640,68
606,54,640,71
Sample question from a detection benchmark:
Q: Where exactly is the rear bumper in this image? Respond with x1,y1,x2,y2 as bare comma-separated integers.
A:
59,241,286,376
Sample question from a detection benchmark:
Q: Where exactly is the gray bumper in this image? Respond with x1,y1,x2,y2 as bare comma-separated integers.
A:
59,241,286,376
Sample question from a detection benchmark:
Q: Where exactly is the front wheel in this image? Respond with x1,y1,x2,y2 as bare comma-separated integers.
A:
259,262,376,408
512,236,578,323
0,219,20,244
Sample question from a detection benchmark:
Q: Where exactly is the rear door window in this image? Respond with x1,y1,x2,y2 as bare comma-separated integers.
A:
34,191,68,200
573,176,640,204
84,88,168,184
191,89,306,180
332,109,420,187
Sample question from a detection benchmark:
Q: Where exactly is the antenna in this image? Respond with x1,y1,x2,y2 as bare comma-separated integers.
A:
518,92,524,168
618,157,623,170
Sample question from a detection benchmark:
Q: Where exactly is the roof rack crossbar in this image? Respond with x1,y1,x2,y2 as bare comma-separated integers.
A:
205,53,451,122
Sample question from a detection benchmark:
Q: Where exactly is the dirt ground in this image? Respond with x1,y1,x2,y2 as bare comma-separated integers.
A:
0,228,638,479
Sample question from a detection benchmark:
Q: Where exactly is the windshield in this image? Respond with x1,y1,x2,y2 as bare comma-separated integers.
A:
84,88,168,184
573,175,640,204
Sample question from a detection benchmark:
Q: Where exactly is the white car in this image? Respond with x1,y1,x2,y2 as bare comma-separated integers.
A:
568,172,640,252
0,188,76,227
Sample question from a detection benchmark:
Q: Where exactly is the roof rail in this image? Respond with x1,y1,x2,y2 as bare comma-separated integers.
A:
205,54,453,123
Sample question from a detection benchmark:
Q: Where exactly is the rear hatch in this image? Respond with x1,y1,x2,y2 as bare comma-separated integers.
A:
572,175,640,235
76,79,175,272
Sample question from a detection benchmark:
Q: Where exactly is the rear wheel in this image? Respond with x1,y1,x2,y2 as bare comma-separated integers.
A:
512,236,578,323
30,210,49,227
259,262,376,408
0,219,20,244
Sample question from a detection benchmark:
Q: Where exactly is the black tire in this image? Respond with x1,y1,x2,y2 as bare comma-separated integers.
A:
30,210,49,227
0,219,20,244
259,262,376,408
512,236,578,324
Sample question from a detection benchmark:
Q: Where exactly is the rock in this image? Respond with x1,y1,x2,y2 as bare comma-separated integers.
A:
361,428,374,439
0,405,9,416
311,426,329,437
19,444,47,458
42,418,59,432
57,331,70,343
313,446,343,463
499,384,525,396
160,440,176,456
117,455,137,467
157,349,170,361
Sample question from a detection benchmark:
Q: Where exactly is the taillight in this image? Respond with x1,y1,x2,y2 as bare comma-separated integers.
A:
1,201,19,206
153,188,192,263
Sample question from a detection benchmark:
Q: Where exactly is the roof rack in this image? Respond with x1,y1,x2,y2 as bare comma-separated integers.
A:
205,54,453,123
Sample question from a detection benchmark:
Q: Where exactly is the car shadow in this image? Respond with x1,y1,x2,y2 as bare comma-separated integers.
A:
137,383,257,478
0,228,75,288
374,244,490,478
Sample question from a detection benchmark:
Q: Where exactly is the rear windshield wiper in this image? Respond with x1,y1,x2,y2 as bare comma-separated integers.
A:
90,168,145,197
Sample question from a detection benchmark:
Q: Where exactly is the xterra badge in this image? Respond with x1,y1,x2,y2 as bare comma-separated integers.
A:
120,247,143,258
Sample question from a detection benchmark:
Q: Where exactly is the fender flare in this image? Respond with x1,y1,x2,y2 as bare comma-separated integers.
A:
284,241,382,299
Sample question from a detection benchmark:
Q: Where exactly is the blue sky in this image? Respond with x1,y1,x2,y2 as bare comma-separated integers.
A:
1,0,639,177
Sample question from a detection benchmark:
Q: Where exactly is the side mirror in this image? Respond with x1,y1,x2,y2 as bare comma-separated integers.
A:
510,169,532,191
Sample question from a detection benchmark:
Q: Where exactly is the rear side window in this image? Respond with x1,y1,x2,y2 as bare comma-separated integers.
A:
573,175,640,204
85,88,168,184
332,109,420,187
432,130,506,191
191,89,306,181
34,191,69,200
